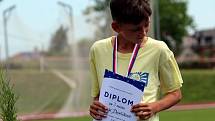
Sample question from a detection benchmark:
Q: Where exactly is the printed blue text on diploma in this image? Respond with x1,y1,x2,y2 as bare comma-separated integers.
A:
104,91,134,106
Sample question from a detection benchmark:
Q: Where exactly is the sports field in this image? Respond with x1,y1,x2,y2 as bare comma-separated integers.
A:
31,108,215,121
4,69,215,120
8,70,71,114
180,69,215,103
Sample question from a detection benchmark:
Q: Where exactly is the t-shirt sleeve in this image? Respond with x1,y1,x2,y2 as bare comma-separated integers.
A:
89,45,100,97
159,42,183,94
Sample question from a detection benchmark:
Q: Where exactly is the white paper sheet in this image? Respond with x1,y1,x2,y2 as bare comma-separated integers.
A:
93,70,145,121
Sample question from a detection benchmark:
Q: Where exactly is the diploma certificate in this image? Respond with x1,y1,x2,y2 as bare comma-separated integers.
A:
94,69,145,121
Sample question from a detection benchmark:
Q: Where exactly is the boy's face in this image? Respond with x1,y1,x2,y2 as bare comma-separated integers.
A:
112,20,150,44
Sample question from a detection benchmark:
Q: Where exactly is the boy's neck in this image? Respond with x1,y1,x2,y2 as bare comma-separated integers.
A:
112,35,148,53
117,35,138,53
117,36,135,53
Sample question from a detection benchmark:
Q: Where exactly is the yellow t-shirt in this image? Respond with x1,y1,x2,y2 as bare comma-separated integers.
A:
89,36,183,121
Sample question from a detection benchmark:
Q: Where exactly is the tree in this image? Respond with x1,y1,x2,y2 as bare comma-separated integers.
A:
48,25,69,56
158,0,194,52
84,0,112,40
0,70,19,121
85,0,194,53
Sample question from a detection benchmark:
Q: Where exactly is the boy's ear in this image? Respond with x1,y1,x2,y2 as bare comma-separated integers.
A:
145,17,151,33
145,23,150,34
111,21,121,33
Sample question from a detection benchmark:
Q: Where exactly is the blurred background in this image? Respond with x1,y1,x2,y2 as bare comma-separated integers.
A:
0,0,215,121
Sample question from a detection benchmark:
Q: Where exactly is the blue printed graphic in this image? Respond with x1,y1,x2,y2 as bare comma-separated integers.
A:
128,72,149,86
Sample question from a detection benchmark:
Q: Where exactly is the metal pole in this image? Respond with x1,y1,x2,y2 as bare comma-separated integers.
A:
155,0,161,40
57,1,85,111
57,1,74,42
57,1,73,23
149,0,155,38
0,45,1,61
3,5,16,65
3,14,9,61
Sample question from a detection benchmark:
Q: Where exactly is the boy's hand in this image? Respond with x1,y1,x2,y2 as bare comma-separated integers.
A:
89,100,108,120
131,102,158,120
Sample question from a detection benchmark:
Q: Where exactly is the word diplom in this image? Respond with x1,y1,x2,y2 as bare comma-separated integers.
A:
104,91,134,106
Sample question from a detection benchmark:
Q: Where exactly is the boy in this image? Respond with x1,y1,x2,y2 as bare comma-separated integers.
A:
89,0,183,121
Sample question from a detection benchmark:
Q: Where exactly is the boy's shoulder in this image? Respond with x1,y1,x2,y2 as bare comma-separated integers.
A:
91,37,112,49
147,37,169,50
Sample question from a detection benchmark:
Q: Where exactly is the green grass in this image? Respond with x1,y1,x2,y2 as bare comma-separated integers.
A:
31,116,92,121
8,70,70,114
4,69,215,115
31,108,215,121
180,69,215,103
160,108,215,121
61,70,92,110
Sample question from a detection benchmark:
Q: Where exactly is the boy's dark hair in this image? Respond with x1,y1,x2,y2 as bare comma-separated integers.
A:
110,0,152,25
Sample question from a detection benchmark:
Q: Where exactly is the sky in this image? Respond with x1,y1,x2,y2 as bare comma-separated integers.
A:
187,0,215,31
0,0,215,60
0,0,95,60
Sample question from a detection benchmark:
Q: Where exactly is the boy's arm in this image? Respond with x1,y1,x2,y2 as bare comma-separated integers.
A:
153,89,182,112
131,89,182,120
131,41,183,120
89,45,108,120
